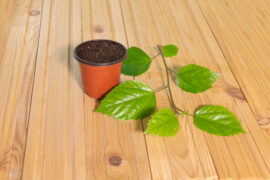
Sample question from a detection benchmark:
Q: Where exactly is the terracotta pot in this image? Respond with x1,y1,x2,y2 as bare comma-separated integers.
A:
74,40,127,99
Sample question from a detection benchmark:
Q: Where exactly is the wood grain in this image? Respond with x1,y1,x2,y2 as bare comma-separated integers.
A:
197,0,270,171
168,0,270,178
71,0,86,179
81,0,151,179
22,0,75,178
121,0,209,179
121,0,270,179
0,0,43,179
23,0,151,179
0,0,270,179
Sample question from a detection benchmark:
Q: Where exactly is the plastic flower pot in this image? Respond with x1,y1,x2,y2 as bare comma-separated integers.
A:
74,39,127,99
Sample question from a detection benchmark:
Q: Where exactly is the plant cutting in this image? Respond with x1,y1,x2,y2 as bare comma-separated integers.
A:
74,39,127,99
94,43,245,137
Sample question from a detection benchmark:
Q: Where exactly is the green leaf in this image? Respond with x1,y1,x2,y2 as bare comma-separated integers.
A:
177,64,220,93
162,44,179,57
96,80,156,120
145,108,179,137
121,47,152,76
194,105,245,136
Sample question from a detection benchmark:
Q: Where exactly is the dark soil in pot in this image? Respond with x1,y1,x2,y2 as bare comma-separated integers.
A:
75,40,126,65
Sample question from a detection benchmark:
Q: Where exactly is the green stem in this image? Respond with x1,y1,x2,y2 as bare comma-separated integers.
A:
175,107,193,116
157,45,177,113
175,107,185,113
157,45,192,117
151,53,160,59
154,85,168,93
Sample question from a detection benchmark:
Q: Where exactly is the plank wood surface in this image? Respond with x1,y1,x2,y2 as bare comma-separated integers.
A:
0,0,43,179
0,0,270,179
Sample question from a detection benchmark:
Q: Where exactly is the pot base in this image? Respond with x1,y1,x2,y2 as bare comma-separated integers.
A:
79,61,123,99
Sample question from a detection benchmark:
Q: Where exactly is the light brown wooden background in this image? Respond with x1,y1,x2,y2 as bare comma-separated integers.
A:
0,0,270,179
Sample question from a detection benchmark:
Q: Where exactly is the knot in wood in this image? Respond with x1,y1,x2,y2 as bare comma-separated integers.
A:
94,26,104,33
226,86,246,101
257,115,270,128
109,156,122,166
29,10,40,16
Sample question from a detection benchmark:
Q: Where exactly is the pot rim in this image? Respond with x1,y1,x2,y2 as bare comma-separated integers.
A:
73,39,127,66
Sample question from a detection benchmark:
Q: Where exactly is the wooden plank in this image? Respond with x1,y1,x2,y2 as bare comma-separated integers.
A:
0,0,43,179
120,0,209,179
39,0,74,178
81,0,152,179
4,0,268,179
197,0,270,172
122,0,270,179
0,0,16,62
71,0,86,179
23,0,151,179
21,0,52,177
196,1,270,121
81,0,109,178
22,0,74,179
167,0,270,178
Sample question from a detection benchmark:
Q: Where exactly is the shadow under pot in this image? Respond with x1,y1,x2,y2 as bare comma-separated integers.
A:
74,39,127,99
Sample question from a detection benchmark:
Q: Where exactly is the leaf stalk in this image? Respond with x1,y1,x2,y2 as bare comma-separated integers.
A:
154,85,168,93
157,45,177,113
151,53,161,59
157,45,192,117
